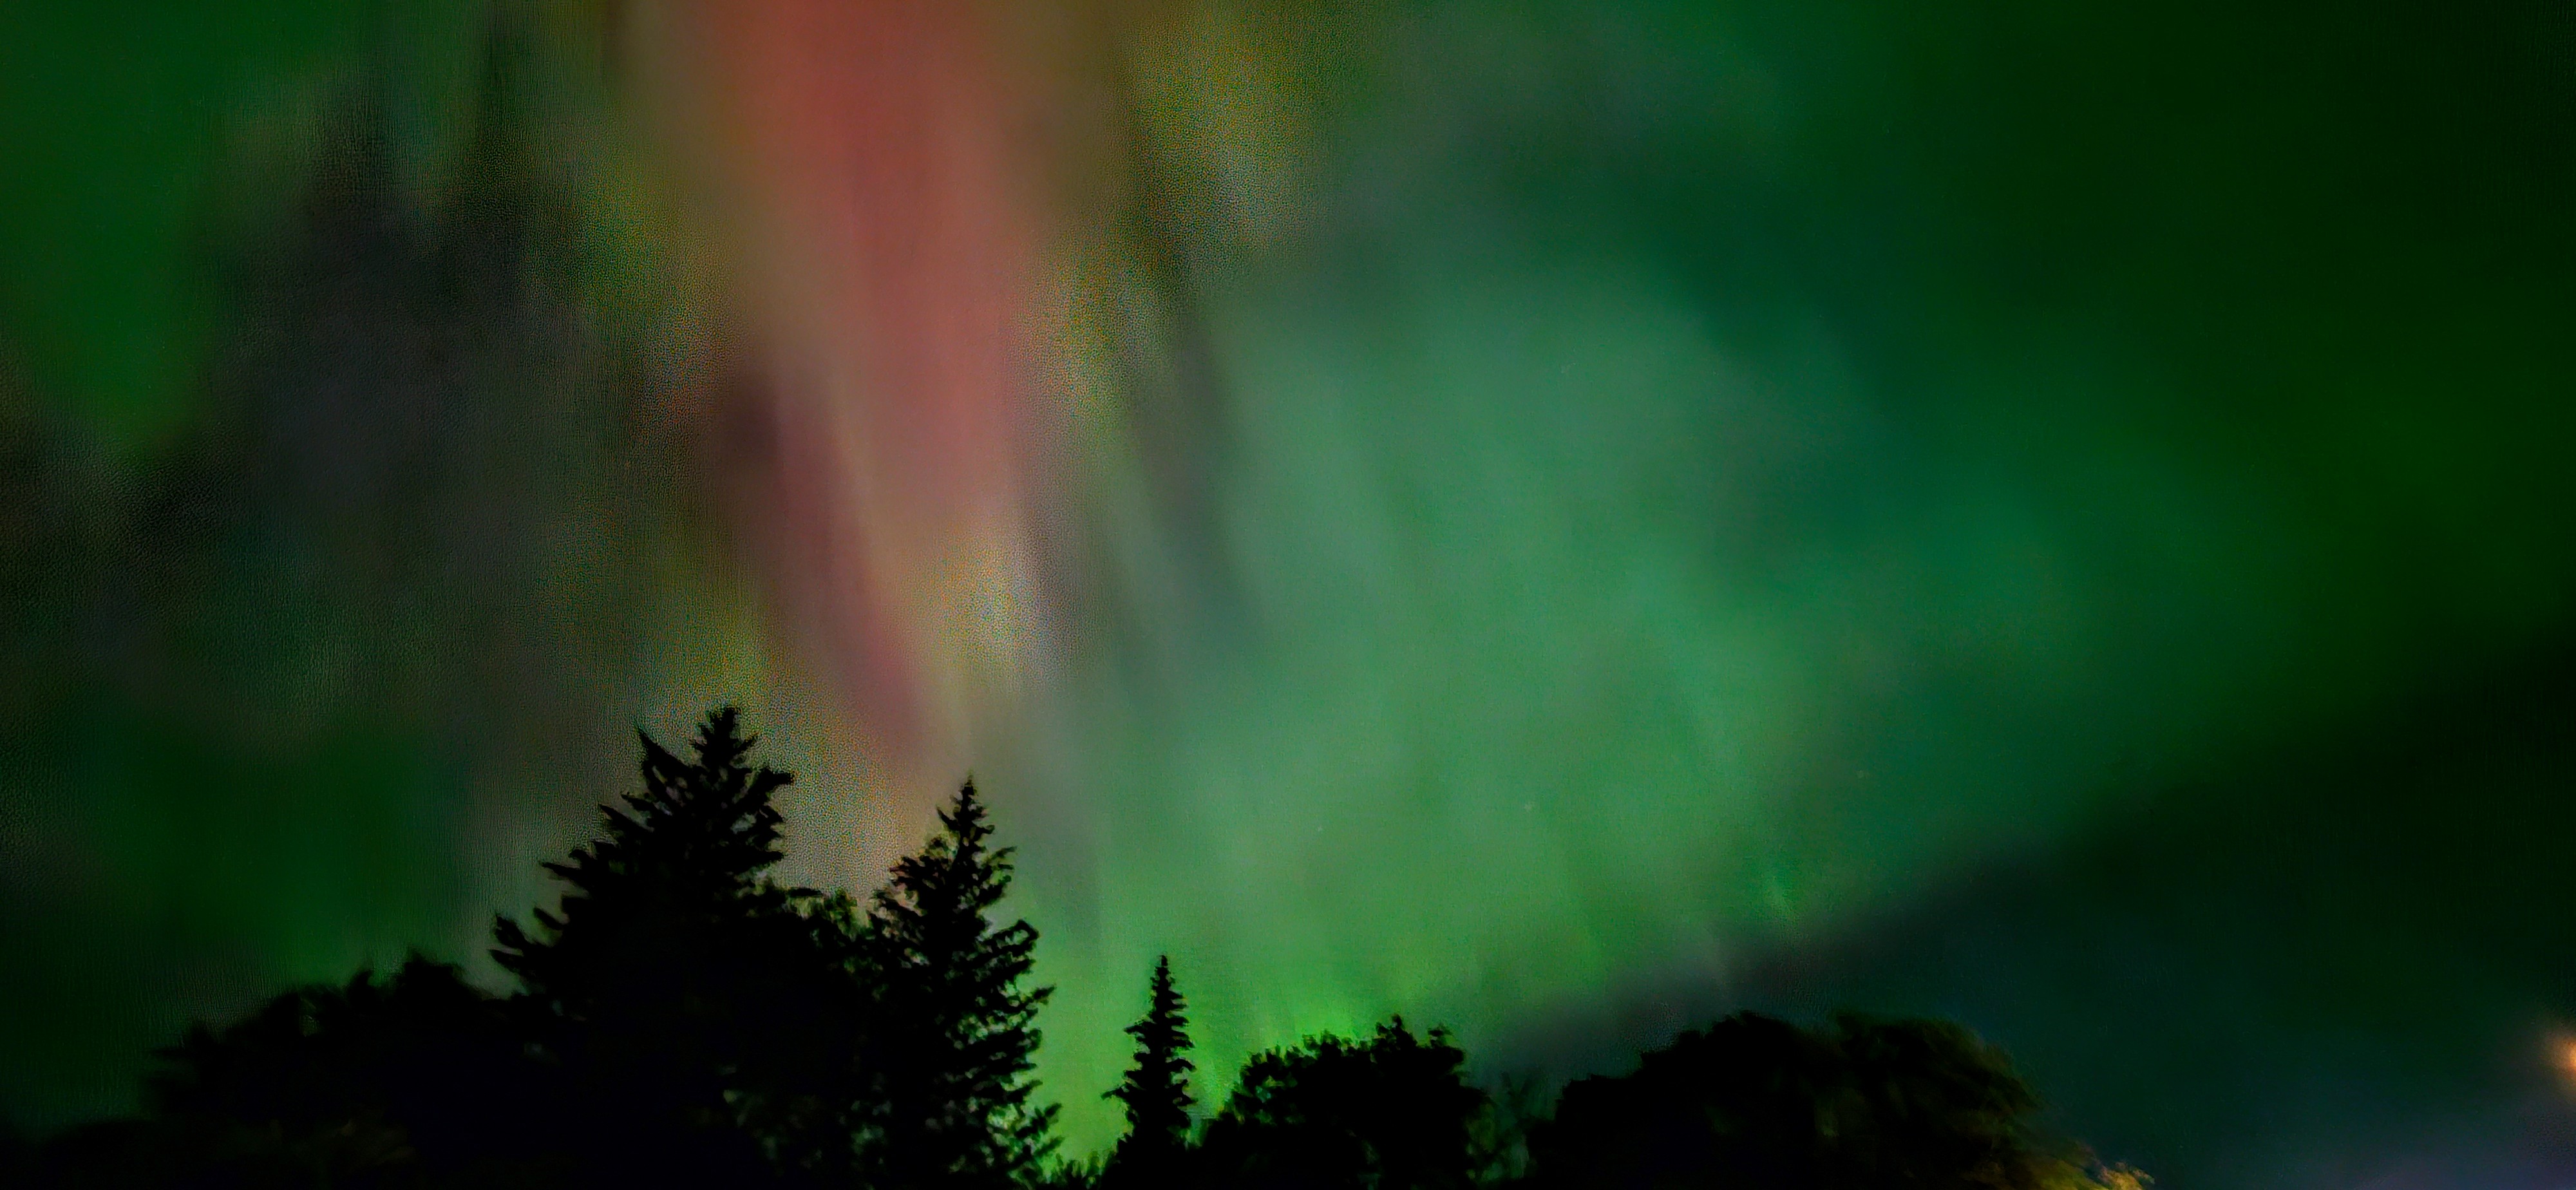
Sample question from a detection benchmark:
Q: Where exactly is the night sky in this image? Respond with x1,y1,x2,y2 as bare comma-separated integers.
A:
4,2,2573,1186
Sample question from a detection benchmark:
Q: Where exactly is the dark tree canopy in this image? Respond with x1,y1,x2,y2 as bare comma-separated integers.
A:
862,779,1058,1190
490,706,866,1188
493,705,794,1003
0,1117,27,1179
1103,956,1195,1188
1199,1017,1491,1190
15,958,556,1189
12,706,2143,1190
1530,1011,2108,1190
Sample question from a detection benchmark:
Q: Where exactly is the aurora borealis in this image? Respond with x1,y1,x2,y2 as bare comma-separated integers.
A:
4,0,2573,1184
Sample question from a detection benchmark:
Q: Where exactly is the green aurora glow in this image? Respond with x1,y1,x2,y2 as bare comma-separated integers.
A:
3,2,2573,1186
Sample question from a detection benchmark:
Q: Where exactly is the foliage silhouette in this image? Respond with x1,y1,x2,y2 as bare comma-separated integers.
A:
1198,1017,1490,1190
860,779,1057,1190
1528,1011,2140,1190
493,706,867,1188
1102,956,1194,1189
15,706,2146,1190
0,1116,26,1180
19,958,554,1188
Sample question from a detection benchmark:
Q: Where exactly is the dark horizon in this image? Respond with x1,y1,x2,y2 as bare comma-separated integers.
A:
8,708,2155,1189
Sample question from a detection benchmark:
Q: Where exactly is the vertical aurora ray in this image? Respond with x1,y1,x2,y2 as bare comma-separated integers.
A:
913,1,2576,1175
645,0,1059,782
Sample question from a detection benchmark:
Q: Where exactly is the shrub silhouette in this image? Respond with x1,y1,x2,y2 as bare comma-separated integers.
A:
1530,1011,2130,1190
1198,1017,1490,1190
149,956,556,1187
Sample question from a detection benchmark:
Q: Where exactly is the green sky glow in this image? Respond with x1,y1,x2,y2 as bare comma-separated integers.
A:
4,2,2572,1185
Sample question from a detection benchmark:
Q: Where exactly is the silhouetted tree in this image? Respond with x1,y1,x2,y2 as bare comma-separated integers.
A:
15,695,2153,1190
1103,956,1195,1188
1472,1073,1546,1187
861,780,1058,1189
0,1117,26,1183
1530,1011,2128,1190
1199,1018,1489,1190
21,957,556,1189
494,706,865,1187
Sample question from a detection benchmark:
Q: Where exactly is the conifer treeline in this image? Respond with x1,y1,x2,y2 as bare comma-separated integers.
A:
8,709,2145,1189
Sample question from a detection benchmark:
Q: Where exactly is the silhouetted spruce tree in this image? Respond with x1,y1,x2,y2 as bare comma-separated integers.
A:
1103,956,1195,1188
1199,1017,1488,1190
493,706,865,1187
862,779,1058,1190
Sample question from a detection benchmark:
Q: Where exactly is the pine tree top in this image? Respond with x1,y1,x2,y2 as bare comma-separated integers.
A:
864,779,1059,1189
875,777,1007,922
1107,954,1195,1180
1121,956,1193,1077
561,706,788,898
494,706,795,991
